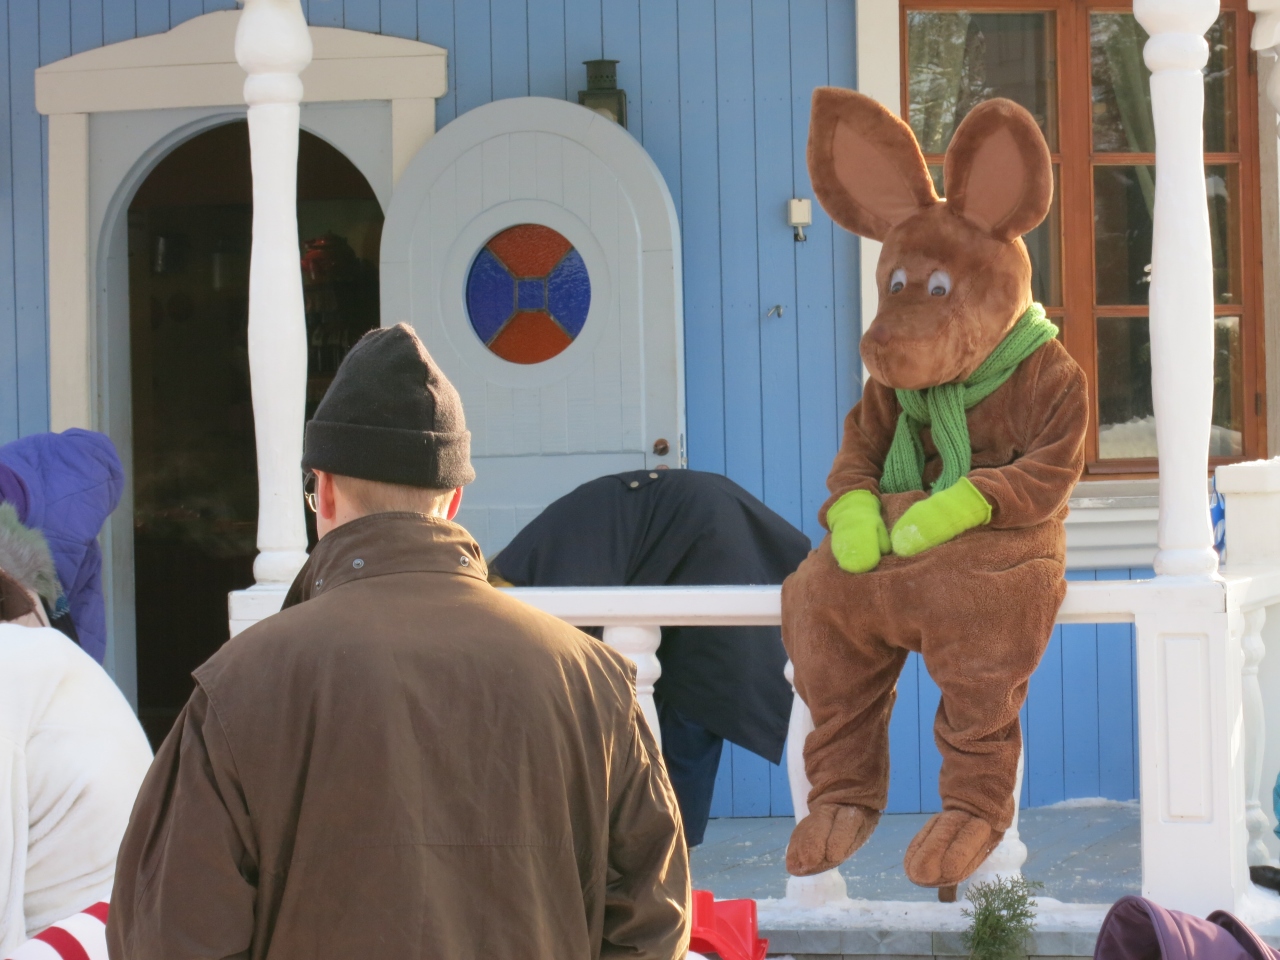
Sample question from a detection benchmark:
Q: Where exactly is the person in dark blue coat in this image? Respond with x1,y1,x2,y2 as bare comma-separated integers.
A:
0,429,124,664
490,468,811,846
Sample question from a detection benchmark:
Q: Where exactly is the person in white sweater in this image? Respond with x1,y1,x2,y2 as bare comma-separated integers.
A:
0,504,152,955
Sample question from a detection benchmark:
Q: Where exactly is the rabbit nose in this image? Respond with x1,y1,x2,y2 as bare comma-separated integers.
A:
866,322,893,346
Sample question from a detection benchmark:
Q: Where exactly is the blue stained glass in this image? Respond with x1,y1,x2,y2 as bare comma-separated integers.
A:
546,250,591,337
466,248,515,343
517,278,546,311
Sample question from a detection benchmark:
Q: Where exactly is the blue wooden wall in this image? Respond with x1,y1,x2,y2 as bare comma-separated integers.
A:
2,0,863,552
711,566,1151,818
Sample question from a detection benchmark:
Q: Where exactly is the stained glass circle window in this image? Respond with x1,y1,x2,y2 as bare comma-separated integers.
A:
465,224,591,364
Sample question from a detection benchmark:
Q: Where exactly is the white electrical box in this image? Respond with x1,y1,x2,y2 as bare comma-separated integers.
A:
788,197,812,227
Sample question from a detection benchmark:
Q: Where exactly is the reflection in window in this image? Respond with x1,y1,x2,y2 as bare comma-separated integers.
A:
1097,316,1155,460
1096,315,1243,459
907,11,1057,153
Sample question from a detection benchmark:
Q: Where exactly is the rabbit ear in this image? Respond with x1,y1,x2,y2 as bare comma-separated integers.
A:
807,87,937,241
943,99,1052,241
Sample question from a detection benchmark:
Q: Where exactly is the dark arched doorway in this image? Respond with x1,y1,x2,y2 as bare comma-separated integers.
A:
128,121,383,746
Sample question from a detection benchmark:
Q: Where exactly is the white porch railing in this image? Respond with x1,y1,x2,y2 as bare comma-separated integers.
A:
504,539,1280,919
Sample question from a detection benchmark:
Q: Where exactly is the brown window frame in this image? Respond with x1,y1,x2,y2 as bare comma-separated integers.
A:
899,0,1267,477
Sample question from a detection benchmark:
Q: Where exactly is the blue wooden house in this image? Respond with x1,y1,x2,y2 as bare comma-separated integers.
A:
1,0,1270,821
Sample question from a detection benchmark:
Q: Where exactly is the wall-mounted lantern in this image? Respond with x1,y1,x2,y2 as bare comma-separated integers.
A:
578,59,628,128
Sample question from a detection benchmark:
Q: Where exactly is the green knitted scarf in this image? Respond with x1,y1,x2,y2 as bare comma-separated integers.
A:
880,303,1057,494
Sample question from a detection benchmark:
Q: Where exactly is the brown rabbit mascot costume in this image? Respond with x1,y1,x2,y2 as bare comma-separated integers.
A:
782,89,1087,892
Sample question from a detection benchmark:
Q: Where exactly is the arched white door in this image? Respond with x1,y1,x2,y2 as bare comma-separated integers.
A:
381,97,685,555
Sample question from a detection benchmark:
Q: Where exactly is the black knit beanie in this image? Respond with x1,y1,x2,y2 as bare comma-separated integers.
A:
302,323,475,489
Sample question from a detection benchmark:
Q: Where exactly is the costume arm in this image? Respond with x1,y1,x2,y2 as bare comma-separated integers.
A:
107,685,257,960
819,380,906,529
600,702,690,960
967,348,1088,530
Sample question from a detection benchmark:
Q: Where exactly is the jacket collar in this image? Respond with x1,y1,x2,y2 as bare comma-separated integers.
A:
284,513,488,608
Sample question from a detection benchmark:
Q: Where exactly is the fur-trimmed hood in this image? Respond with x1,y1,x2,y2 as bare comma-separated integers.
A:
0,503,55,625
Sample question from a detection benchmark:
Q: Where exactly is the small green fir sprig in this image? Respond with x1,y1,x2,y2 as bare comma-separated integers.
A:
961,876,1043,960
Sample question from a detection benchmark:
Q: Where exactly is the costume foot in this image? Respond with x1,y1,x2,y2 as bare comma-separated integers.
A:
786,804,880,877
904,810,1003,888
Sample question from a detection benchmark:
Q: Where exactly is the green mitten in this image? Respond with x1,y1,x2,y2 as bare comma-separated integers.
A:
890,476,992,557
827,489,891,574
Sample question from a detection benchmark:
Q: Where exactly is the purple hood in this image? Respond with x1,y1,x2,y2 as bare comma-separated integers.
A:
0,429,124,663
1096,896,1279,960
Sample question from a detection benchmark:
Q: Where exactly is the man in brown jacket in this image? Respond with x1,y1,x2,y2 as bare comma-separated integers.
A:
107,324,690,960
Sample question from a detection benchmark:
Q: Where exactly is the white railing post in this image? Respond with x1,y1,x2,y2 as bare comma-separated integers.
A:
1134,0,1220,579
235,0,312,588
1242,607,1274,867
782,661,850,906
1250,1,1280,116
602,625,663,749
964,749,1028,890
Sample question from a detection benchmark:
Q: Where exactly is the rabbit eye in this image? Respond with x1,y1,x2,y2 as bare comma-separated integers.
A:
928,271,951,297
889,269,907,294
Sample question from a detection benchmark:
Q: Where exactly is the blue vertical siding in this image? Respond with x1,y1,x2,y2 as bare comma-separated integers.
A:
712,567,1149,818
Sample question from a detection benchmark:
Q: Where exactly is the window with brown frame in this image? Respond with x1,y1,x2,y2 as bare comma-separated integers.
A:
900,0,1265,475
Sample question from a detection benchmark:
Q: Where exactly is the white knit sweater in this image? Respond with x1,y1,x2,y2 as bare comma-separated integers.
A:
0,624,152,955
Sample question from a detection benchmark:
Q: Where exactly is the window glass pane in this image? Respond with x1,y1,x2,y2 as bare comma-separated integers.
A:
1213,315,1245,456
1091,14,1154,153
1094,165,1154,305
1025,166,1063,308
1207,164,1241,305
907,11,1057,153
1204,14,1238,153
1097,316,1155,459
1094,165,1239,307
1091,12,1236,153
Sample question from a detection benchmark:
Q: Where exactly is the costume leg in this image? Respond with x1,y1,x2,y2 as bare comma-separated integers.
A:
656,696,724,847
926,562,1062,831
904,559,1063,887
782,542,908,813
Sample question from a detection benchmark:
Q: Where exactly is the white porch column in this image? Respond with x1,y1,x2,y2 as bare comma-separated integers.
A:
1251,1,1280,114
1135,0,1220,579
235,0,312,587
601,626,664,749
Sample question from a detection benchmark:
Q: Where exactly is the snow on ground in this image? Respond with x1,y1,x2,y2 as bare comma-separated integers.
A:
1043,797,1139,810
755,896,1110,933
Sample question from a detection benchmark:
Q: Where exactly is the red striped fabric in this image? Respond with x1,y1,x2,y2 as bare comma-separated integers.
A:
80,904,108,925
32,926,91,960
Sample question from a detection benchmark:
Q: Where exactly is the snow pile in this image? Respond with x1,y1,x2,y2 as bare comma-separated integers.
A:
1043,797,1139,810
756,896,1111,932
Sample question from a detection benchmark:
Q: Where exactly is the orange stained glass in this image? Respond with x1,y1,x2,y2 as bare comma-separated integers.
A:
488,311,575,364
487,224,574,276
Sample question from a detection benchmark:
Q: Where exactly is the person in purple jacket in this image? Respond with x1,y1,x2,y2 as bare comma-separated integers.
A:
0,429,124,664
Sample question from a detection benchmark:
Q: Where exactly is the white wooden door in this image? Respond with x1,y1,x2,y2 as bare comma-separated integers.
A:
381,97,684,556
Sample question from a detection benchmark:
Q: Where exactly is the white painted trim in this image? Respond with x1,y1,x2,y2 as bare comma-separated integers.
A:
47,113,91,432
855,0,901,370
38,10,446,433
35,11,446,115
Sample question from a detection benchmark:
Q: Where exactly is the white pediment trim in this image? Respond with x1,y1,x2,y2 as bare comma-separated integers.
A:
35,10,447,116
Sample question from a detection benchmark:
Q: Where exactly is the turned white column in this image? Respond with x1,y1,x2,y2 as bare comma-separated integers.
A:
783,660,851,906
965,749,1028,889
235,0,312,586
1241,607,1274,867
1134,0,1221,579
1251,1,1280,114
602,625,664,748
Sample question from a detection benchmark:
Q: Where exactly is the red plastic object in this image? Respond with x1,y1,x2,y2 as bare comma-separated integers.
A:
689,889,769,960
